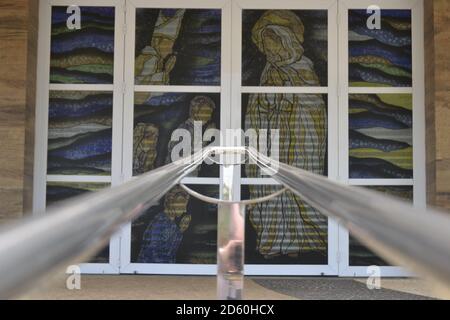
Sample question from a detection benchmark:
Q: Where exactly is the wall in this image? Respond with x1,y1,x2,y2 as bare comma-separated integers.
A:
0,0,38,222
425,0,450,210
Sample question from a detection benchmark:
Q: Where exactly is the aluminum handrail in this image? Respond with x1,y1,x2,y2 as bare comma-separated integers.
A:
0,148,211,299
0,147,449,298
246,148,450,296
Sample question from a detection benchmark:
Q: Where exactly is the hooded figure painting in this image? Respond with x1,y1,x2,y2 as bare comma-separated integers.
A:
243,10,328,262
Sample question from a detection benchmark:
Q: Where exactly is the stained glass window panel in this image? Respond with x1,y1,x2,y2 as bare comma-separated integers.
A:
46,182,109,206
46,182,110,263
349,186,413,266
47,91,113,175
242,185,328,265
131,185,219,264
242,10,328,87
241,93,328,179
133,92,220,177
135,9,221,86
349,10,412,87
349,94,412,179
50,6,115,84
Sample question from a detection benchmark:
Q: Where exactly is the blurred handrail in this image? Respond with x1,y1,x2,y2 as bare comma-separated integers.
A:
0,148,211,299
0,147,450,299
247,147,450,297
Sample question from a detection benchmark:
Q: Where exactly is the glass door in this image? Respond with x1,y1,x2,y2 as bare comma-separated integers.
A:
34,0,125,274
120,0,231,274
233,0,339,275
337,0,426,276
119,0,340,275
34,0,426,276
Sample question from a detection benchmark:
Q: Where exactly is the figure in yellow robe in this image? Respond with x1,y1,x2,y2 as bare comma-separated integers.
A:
245,11,328,258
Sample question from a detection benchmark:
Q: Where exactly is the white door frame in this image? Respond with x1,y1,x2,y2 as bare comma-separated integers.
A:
119,0,231,275
337,0,425,277
34,0,126,274
119,0,340,276
231,0,339,276
33,0,426,277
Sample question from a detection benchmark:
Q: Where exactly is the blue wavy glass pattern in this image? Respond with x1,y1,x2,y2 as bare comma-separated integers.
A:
349,10,412,87
50,6,115,84
47,91,113,175
349,94,413,179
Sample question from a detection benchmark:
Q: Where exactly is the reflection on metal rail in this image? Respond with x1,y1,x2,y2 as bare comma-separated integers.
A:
0,148,210,299
246,147,450,297
0,147,449,299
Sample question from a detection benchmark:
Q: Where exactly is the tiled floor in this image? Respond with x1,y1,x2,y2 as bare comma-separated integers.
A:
22,275,441,300
253,278,436,300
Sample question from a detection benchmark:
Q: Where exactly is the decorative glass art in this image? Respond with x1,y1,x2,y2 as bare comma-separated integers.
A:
133,92,220,177
349,10,412,87
240,92,328,264
242,10,328,87
242,186,328,265
47,91,113,175
131,185,219,264
349,94,412,179
242,93,328,178
135,9,221,86
50,6,115,84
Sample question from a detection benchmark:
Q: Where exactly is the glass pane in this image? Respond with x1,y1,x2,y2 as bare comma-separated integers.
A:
135,9,221,86
131,185,219,264
48,91,113,175
242,185,328,265
46,182,109,205
349,186,413,266
241,93,328,178
349,94,412,179
349,9,412,87
133,92,220,177
46,182,110,263
50,6,115,84
242,10,328,87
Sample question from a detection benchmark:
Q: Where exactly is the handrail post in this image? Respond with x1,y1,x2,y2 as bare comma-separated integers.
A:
217,158,245,300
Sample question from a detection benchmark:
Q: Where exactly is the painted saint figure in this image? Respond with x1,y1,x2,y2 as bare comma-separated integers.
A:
133,123,159,175
138,186,191,263
135,9,186,85
137,96,217,263
244,11,328,258
166,95,217,173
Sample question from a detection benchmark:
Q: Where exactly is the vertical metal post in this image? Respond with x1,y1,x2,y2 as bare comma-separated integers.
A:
217,161,245,300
